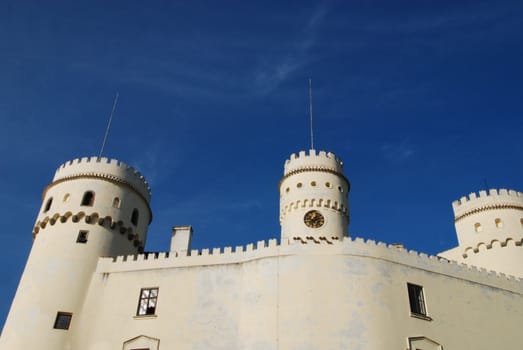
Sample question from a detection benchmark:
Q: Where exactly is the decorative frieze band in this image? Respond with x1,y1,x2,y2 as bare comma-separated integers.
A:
454,204,523,223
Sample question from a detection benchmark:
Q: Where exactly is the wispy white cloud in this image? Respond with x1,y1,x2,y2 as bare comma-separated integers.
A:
358,3,518,52
253,5,329,94
381,140,415,162
300,5,328,50
68,54,245,101
18,5,331,100
130,141,185,187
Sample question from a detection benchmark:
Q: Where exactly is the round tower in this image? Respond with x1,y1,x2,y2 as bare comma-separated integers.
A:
0,157,152,349
450,188,523,277
279,149,350,241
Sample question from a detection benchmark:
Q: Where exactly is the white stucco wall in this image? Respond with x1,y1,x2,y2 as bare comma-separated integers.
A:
70,238,522,350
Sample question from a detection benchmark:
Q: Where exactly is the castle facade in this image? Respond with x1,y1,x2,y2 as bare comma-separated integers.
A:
1,149,521,349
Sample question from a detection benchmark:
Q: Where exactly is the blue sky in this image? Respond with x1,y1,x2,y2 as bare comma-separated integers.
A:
1,0,522,329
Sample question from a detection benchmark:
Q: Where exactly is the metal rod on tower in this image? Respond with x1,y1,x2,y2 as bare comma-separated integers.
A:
309,78,314,150
99,91,119,158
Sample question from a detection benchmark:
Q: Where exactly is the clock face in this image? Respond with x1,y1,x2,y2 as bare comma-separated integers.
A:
304,210,325,228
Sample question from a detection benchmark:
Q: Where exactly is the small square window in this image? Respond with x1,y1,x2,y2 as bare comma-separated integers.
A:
76,230,88,244
137,288,159,316
407,283,427,316
54,312,72,330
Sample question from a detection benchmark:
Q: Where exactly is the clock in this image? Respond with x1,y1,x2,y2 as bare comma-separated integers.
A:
304,210,325,228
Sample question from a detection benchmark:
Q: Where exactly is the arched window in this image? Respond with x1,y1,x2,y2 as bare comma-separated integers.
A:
474,223,482,233
131,209,139,226
43,197,53,213
495,218,503,228
112,197,121,208
81,191,95,206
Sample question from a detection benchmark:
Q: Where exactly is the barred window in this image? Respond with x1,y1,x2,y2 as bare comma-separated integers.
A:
137,288,159,316
407,283,427,316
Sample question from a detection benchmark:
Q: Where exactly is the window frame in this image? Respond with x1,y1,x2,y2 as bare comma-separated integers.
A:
407,283,431,320
407,336,442,350
76,230,89,244
53,312,72,330
123,335,160,350
136,287,159,317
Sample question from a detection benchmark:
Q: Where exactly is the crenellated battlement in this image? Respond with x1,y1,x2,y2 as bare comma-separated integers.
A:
283,149,344,177
452,188,523,220
52,156,151,202
96,236,521,290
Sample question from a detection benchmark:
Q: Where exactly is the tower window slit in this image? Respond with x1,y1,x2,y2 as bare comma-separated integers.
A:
81,191,95,206
131,209,139,226
43,197,53,213
113,197,121,208
474,223,482,233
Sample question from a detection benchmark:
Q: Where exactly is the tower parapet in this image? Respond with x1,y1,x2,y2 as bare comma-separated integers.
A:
51,156,151,203
283,150,344,176
439,188,523,278
452,189,523,221
452,189,523,246
279,149,350,241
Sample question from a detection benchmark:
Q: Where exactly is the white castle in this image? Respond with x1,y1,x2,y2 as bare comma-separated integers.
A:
1,149,521,350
